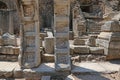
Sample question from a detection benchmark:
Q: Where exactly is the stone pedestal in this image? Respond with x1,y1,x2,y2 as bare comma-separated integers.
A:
97,20,120,59
18,0,41,68
45,37,54,54
45,31,54,54
54,0,71,71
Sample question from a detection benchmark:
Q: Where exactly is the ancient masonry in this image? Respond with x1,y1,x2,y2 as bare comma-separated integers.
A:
97,20,120,59
18,0,41,68
54,0,71,71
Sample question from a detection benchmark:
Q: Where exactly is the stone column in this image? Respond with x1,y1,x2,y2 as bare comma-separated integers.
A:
54,0,71,71
9,10,14,34
18,0,41,68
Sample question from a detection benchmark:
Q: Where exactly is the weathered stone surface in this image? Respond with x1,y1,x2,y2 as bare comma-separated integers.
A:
0,46,14,55
23,63,55,78
101,20,120,32
41,76,51,80
96,38,110,48
13,47,20,55
87,35,97,47
73,2,86,37
44,37,54,54
72,62,106,73
0,54,18,61
40,33,47,40
2,33,17,46
72,62,120,73
73,38,86,45
14,63,23,78
6,55,18,62
97,20,120,59
42,54,54,62
18,0,41,68
105,48,120,59
0,62,17,78
98,62,120,73
0,55,6,60
119,68,120,78
70,47,74,55
90,47,104,55
73,46,89,54
55,38,69,49
55,54,71,71
87,19,102,33
98,32,120,41
54,0,71,71
0,36,3,46
0,46,20,55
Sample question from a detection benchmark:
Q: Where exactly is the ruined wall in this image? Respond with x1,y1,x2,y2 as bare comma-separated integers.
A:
39,0,54,30
0,0,20,34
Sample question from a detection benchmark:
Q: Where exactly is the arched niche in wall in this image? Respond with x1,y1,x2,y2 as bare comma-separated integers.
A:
0,1,8,9
39,0,54,31
0,0,21,35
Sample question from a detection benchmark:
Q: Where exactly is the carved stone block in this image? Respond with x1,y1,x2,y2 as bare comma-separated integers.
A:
23,5,34,17
2,33,17,46
55,21,69,33
24,22,35,32
45,37,54,54
25,36,35,47
56,38,69,49
54,4,69,16
101,20,120,32
97,20,120,59
55,54,71,71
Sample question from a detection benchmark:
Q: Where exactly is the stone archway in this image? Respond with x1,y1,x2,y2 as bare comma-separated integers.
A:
0,1,8,9
0,1,9,34
0,0,20,35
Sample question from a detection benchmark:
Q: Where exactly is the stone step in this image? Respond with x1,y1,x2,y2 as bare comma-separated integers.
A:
70,44,106,62
89,47,104,55
0,46,20,55
71,44,105,55
0,54,18,62
73,45,90,54
73,38,87,45
71,55,106,63
42,54,54,62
